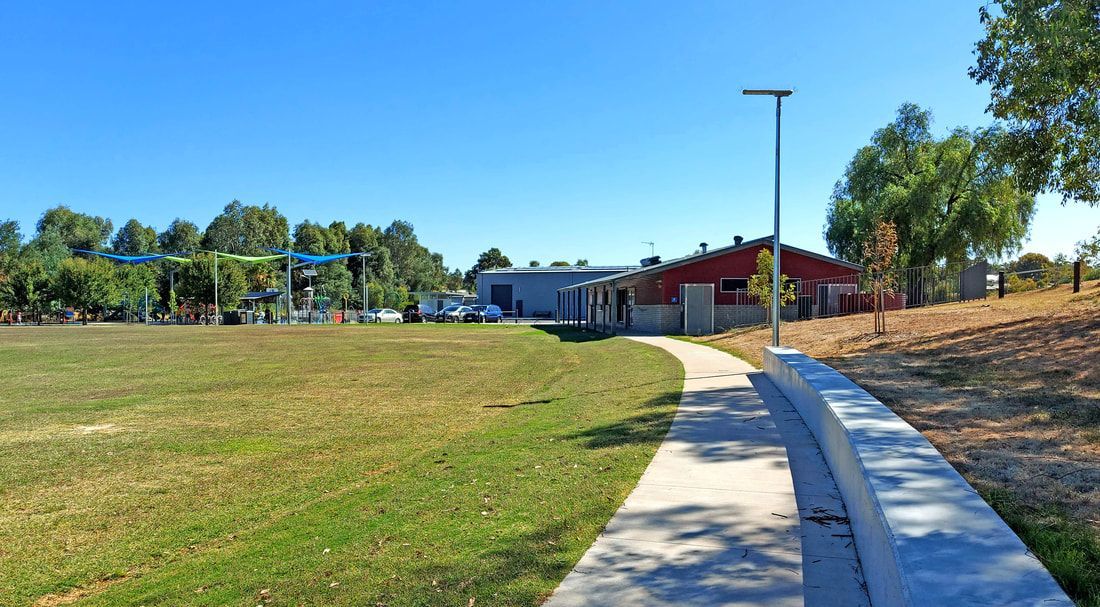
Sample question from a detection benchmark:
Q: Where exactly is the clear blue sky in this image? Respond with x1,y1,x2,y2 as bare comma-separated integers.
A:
1,1,1096,269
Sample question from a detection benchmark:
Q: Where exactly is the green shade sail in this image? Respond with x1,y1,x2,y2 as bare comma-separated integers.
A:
164,256,193,263
213,252,286,263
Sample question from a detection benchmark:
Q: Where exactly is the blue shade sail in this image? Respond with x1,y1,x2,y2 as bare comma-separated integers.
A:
72,249,182,264
266,249,363,265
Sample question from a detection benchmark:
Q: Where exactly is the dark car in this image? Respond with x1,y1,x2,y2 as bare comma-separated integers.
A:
462,304,504,323
403,304,436,323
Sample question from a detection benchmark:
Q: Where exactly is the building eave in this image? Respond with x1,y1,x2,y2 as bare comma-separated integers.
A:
558,237,863,291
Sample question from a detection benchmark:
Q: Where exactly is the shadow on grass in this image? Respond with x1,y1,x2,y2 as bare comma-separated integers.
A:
561,392,681,449
529,325,612,343
483,381,683,409
402,497,805,606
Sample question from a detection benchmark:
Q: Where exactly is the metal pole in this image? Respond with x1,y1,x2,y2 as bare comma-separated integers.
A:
145,287,149,325
214,250,219,324
772,96,782,347
361,254,367,321
286,253,293,324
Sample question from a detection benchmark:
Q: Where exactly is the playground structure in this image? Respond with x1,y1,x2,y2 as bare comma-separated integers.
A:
0,248,374,326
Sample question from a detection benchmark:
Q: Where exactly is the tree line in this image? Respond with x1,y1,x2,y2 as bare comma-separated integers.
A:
824,1,1097,272
0,202,469,323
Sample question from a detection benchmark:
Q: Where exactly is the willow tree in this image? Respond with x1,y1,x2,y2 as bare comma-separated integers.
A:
824,104,1037,268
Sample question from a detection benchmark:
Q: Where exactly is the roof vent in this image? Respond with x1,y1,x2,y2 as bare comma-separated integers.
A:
699,242,708,254
734,235,744,245
640,256,662,267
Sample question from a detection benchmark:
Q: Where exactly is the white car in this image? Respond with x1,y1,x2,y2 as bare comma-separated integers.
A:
362,308,402,323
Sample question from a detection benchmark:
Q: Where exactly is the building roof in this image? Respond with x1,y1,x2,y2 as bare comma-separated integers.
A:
411,290,474,296
558,236,864,291
480,265,636,274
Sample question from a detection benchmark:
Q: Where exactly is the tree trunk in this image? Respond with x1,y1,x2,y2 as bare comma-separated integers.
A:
82,307,88,325
880,289,887,333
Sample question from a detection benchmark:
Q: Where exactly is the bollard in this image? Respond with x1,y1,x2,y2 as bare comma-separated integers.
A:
998,271,1005,299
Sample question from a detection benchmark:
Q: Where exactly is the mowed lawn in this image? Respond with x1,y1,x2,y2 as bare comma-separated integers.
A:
0,324,683,607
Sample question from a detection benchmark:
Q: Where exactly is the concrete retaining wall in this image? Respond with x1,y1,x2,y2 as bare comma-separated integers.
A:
763,346,1072,607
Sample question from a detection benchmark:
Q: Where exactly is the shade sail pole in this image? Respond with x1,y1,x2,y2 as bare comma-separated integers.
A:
286,252,293,324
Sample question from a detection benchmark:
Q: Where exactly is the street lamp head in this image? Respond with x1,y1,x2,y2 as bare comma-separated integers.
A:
742,89,793,97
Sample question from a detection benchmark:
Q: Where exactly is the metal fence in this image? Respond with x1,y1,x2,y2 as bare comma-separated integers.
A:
782,260,990,321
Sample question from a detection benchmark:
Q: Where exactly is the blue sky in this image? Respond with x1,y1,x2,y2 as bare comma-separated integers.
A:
1,1,1096,269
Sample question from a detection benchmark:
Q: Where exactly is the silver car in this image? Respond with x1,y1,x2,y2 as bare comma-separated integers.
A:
437,305,472,323
361,308,403,323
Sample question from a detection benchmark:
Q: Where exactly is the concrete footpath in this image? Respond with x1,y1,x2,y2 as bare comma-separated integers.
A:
545,336,869,607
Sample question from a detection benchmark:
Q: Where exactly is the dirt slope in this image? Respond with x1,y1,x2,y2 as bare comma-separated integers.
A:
696,281,1100,528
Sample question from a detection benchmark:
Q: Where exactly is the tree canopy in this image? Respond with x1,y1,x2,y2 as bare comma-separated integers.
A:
158,219,202,253
971,0,1100,205
2,202,480,318
824,103,1037,267
53,257,116,324
464,248,512,289
202,200,290,255
747,249,797,322
177,253,248,308
36,206,113,251
112,219,159,255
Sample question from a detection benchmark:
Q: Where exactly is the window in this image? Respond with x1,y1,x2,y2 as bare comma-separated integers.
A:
720,278,749,292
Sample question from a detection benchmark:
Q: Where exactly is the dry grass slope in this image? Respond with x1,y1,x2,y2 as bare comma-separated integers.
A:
695,281,1100,605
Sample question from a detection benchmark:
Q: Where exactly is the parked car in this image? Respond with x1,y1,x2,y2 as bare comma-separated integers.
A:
403,304,436,323
360,308,403,323
437,305,472,323
463,304,504,323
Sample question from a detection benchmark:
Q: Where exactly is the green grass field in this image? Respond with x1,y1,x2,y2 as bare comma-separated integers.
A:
0,324,682,607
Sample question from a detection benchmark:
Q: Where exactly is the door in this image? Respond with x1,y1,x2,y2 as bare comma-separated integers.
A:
682,283,714,336
490,284,512,312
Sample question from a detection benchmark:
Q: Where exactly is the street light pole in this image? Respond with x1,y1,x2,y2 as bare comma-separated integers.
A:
214,250,219,325
743,88,793,347
360,253,368,321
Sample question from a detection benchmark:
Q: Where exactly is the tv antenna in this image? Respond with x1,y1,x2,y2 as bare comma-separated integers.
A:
642,241,655,257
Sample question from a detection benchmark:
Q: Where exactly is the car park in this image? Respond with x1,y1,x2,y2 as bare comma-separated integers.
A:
437,305,472,323
361,308,403,323
403,304,436,323
463,304,504,323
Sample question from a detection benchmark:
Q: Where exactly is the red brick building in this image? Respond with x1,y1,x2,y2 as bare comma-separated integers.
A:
557,236,863,335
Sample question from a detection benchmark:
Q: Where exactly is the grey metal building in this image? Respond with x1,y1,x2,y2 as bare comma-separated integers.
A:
476,266,635,318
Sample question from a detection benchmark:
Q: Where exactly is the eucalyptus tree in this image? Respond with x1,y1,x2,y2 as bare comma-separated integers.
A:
971,0,1100,204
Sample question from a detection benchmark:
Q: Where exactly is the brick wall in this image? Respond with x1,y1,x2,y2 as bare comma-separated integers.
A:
630,304,681,334
714,304,796,331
